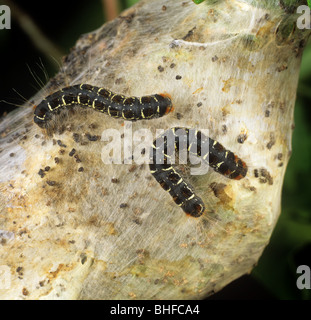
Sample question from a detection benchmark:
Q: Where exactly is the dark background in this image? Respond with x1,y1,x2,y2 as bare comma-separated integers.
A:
1,0,311,300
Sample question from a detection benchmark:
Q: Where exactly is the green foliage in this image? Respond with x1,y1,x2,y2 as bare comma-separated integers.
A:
125,0,140,7
192,0,206,4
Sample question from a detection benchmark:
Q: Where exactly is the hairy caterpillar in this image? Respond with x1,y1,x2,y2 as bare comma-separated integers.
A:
34,84,173,128
149,127,248,217
34,87,247,218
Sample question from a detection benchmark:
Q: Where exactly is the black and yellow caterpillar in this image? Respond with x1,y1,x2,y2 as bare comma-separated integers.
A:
34,84,247,218
34,84,173,128
149,128,248,217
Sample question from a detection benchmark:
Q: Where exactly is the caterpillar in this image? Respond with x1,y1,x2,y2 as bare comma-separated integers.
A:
149,127,248,218
33,85,247,218
34,84,173,128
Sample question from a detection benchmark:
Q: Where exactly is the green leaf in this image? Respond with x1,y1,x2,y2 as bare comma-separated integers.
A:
126,0,139,7
192,0,206,4
308,0,311,9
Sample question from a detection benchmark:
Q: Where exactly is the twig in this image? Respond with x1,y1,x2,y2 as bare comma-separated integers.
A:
102,0,119,21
